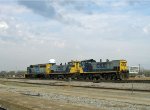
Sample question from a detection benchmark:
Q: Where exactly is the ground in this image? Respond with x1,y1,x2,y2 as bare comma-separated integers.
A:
0,78,150,110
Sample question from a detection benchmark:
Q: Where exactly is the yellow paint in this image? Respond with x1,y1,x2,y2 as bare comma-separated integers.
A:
45,63,52,74
120,60,127,72
69,61,83,73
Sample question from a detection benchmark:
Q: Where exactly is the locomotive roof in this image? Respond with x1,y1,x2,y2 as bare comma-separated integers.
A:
81,59,96,62
30,63,52,66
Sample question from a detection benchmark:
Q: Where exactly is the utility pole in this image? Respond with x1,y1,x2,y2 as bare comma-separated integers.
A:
139,64,140,75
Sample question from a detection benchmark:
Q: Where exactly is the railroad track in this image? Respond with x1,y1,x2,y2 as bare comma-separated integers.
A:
7,77,150,83
60,79,150,83
94,80,150,83
1,79,150,92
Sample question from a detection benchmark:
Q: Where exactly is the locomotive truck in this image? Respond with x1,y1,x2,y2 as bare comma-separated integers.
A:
26,59,129,80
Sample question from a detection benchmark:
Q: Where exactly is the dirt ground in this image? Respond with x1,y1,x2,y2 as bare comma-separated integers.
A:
0,91,97,110
0,79,150,110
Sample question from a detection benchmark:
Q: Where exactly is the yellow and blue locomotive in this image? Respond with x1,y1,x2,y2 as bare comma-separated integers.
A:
26,59,129,80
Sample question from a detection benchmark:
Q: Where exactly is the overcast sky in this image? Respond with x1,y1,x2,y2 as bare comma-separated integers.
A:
0,0,150,71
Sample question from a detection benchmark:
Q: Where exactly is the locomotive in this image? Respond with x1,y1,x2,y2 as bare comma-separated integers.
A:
26,59,129,80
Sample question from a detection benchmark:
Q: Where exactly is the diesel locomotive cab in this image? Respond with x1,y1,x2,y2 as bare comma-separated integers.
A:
119,60,129,79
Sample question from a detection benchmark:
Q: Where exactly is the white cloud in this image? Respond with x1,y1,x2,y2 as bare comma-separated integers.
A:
93,0,127,7
54,40,66,48
143,25,150,34
0,21,9,30
0,4,30,15
111,1,128,7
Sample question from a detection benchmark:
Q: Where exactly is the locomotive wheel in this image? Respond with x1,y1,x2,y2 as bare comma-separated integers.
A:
93,77,97,81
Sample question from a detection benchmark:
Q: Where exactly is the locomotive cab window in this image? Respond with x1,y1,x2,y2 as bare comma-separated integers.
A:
71,65,75,67
121,63,126,66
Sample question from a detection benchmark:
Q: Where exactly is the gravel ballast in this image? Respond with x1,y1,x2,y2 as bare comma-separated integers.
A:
0,79,150,110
